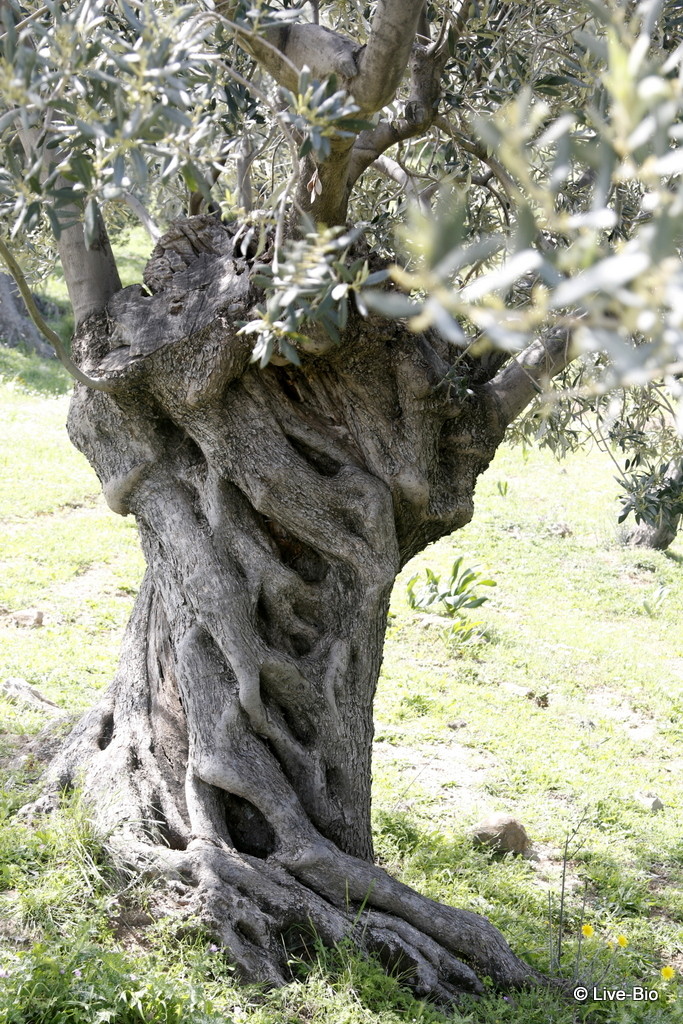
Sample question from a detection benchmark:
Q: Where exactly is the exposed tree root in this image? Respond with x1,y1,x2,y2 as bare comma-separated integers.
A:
114,835,542,1001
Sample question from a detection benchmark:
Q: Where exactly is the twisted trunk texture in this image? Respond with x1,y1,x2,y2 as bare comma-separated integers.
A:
45,216,540,999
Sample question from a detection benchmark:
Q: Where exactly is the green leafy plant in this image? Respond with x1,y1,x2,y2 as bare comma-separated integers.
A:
407,557,496,617
0,942,225,1024
643,584,670,619
241,226,386,366
443,617,490,650
406,556,497,650
280,69,372,162
618,458,683,533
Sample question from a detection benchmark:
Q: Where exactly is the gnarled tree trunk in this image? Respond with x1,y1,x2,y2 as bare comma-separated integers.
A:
43,216,542,1000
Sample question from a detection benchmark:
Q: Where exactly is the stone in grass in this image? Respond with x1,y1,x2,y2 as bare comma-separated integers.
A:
634,791,664,813
1,676,60,710
9,608,44,628
471,813,532,857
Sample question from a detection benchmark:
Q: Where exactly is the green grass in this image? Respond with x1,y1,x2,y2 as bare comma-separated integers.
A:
371,443,683,1018
0,379,144,717
1,376,682,1023
0,346,72,396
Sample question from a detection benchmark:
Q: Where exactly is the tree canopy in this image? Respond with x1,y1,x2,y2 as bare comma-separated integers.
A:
2,0,683,527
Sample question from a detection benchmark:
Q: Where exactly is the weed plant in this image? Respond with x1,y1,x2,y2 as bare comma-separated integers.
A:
0,944,224,1024
406,557,496,650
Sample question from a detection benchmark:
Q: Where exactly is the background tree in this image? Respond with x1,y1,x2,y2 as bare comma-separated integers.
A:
1,0,683,1001
0,271,57,356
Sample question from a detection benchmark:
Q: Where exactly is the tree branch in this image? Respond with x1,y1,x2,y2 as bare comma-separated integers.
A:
56,206,122,326
416,2,430,43
483,330,575,428
435,115,517,205
225,2,424,115
236,138,255,213
221,5,446,226
373,154,419,198
221,16,362,93
373,155,437,210
349,38,448,188
17,119,122,326
354,0,427,113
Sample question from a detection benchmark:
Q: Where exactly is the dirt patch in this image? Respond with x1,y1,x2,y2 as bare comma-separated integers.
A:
55,563,121,600
0,899,37,947
669,951,683,974
581,688,657,741
373,736,497,815
109,883,196,954
0,561,134,630
35,496,100,517
110,906,155,953
38,562,139,626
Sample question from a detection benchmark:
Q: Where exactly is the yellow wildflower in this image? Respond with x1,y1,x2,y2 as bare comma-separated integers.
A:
582,924,594,938
617,935,628,948
661,966,675,981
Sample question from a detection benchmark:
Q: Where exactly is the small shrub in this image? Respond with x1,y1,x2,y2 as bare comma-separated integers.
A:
407,556,496,649
399,694,434,717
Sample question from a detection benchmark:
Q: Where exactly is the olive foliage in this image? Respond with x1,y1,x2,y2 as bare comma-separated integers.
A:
2,0,683,524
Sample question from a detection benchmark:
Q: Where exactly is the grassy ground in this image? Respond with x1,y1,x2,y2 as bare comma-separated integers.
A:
0,348,682,1023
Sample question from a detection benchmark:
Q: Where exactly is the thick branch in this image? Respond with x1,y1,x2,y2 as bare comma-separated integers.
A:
349,39,448,188
226,6,446,226
230,20,363,92
306,32,447,222
373,155,439,211
350,118,426,190
294,137,356,226
354,0,426,113
233,3,422,115
416,2,430,43
374,155,420,200
483,330,575,428
17,121,122,325
56,205,122,326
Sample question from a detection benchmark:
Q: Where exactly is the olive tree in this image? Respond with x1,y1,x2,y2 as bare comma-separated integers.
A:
2,0,683,1000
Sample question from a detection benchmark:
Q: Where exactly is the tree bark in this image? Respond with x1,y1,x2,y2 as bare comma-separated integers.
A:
624,514,680,550
41,215,543,1000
